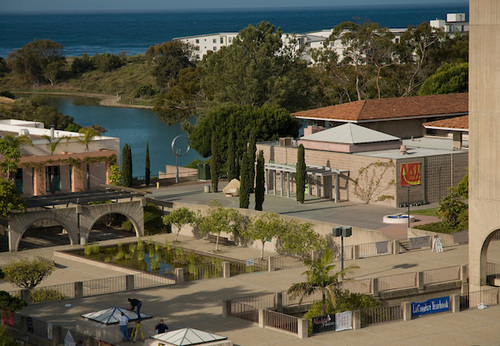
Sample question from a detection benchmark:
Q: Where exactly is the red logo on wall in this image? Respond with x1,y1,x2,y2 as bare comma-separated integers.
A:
400,163,421,186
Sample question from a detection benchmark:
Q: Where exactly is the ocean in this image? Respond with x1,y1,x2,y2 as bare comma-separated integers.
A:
0,3,468,58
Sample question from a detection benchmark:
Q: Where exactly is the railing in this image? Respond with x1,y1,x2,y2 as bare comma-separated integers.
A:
264,309,299,334
230,260,267,275
423,265,461,285
360,305,402,327
31,283,76,302
377,272,417,292
133,272,175,288
82,276,127,297
231,293,276,310
282,290,322,307
341,278,372,295
272,255,304,270
228,302,260,323
358,241,391,258
461,288,500,310
181,263,223,281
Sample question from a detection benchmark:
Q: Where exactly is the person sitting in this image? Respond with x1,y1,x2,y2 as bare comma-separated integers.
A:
155,319,168,334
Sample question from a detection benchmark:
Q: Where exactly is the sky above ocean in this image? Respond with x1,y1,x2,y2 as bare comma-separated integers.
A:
1,0,468,13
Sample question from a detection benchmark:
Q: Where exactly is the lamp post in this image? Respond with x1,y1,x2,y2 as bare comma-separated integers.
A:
407,185,411,230
333,226,352,279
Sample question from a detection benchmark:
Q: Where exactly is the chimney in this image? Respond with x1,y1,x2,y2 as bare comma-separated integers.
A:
399,144,408,155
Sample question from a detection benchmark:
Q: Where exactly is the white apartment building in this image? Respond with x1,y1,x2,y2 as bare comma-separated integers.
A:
174,13,465,63
430,13,469,34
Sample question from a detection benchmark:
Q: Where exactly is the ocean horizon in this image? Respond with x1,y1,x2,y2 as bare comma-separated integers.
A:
0,3,468,57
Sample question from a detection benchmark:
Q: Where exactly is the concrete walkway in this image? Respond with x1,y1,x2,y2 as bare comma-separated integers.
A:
4,182,499,345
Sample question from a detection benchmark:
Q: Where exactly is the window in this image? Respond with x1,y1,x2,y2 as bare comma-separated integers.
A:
220,37,224,44
213,38,216,43
46,165,61,192
213,47,217,51
196,39,199,44
15,169,23,194
229,38,232,43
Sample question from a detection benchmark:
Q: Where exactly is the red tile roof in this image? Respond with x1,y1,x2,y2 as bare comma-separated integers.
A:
293,93,468,122
423,115,469,131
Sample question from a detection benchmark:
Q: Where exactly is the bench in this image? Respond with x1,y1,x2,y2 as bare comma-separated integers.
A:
206,234,231,246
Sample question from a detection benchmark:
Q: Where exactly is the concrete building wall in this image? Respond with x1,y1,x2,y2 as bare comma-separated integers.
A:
468,0,500,290
259,143,467,207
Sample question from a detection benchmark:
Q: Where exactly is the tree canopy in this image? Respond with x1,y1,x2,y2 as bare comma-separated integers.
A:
188,104,300,162
2,256,54,290
200,22,313,112
0,179,27,218
420,62,468,95
6,39,66,85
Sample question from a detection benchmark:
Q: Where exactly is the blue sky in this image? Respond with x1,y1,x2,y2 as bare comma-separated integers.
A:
0,0,467,13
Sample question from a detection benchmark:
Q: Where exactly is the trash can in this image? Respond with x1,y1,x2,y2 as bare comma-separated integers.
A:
197,163,210,180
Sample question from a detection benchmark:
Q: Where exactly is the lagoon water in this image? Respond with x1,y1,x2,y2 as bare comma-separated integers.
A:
47,97,202,178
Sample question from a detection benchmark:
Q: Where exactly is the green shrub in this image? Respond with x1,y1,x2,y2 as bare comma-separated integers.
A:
121,219,133,232
30,288,66,303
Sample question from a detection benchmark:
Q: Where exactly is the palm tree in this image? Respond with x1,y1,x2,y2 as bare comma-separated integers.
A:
287,249,358,315
41,135,66,155
66,127,99,190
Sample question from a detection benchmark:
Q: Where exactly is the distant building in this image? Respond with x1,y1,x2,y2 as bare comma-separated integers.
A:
430,13,469,34
174,13,464,63
0,120,119,196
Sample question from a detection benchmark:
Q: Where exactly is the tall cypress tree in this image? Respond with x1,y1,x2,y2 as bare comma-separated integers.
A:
122,143,132,187
227,132,236,181
211,135,219,193
255,150,265,211
296,144,306,204
239,151,251,209
247,131,257,192
145,142,150,186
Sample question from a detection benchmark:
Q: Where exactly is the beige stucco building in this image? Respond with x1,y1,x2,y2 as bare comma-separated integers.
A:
0,120,119,196
257,123,468,208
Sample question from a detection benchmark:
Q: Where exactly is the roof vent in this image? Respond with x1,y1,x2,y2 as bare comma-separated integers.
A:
399,144,408,155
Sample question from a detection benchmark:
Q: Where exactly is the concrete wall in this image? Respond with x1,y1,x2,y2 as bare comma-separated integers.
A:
468,0,500,290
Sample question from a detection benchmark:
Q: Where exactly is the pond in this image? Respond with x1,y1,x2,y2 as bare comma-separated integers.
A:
69,240,265,281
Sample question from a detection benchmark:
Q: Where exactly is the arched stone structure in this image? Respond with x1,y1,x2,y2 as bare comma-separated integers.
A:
79,199,145,239
7,198,145,252
469,1,500,291
8,208,79,251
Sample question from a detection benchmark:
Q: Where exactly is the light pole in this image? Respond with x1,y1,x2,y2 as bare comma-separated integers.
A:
407,185,411,230
333,226,352,279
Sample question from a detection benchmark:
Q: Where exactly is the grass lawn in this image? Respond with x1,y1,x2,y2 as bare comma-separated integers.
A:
407,208,439,217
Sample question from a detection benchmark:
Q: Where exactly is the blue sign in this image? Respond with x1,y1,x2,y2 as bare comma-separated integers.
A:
411,296,450,317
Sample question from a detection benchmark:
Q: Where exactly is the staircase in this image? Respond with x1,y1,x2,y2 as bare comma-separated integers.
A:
398,239,410,253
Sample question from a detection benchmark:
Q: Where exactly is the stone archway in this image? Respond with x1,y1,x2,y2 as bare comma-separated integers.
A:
8,208,79,251
78,200,145,241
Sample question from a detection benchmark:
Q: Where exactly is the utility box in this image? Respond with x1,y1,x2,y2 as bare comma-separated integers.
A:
197,163,210,180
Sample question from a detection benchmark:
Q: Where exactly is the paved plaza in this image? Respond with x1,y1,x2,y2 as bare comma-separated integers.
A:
2,182,500,345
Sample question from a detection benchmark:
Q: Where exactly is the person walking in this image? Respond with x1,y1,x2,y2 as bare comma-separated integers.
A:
119,312,129,342
127,298,142,320
155,319,168,334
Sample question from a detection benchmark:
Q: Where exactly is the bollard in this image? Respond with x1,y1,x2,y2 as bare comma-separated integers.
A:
222,262,231,278
175,268,184,284
125,274,135,291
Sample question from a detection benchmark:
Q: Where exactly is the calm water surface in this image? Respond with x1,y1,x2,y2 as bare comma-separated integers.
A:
47,97,202,177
